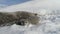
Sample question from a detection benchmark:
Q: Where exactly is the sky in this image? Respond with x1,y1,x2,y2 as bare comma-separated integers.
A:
0,0,30,8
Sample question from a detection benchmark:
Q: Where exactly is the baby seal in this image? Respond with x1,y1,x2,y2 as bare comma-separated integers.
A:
0,11,40,26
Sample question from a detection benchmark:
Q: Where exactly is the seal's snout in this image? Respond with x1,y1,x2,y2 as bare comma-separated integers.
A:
15,19,27,26
16,21,25,26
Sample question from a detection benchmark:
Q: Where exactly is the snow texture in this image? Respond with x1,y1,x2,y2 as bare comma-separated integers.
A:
0,10,60,34
0,0,60,34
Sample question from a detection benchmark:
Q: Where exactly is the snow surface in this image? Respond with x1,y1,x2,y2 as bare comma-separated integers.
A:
0,0,60,34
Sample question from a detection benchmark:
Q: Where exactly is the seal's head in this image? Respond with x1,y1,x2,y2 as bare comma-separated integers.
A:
15,11,40,26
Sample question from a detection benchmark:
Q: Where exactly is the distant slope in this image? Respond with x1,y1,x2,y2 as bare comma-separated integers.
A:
0,0,60,14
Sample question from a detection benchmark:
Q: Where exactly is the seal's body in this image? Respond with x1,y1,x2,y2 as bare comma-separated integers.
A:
0,11,40,26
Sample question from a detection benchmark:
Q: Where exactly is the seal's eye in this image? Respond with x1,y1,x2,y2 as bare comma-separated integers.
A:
16,20,25,26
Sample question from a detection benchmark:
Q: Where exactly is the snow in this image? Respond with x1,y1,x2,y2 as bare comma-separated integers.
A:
0,0,60,34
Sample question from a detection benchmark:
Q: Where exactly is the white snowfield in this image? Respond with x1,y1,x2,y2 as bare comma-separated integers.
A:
0,0,60,34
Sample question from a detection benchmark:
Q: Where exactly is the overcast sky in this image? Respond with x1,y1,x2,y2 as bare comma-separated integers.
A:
0,0,30,8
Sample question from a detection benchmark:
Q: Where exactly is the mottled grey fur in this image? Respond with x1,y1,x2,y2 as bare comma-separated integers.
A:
0,11,40,26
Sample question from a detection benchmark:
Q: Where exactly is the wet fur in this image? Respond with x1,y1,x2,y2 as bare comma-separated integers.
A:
0,11,40,26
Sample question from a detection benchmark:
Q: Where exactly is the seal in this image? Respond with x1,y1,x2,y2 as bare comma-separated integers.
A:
0,11,40,26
